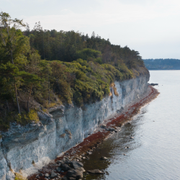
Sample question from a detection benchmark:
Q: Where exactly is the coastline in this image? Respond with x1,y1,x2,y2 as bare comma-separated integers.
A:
28,85,159,180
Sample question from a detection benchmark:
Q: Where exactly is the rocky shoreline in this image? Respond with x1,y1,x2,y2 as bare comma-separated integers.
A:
28,86,159,180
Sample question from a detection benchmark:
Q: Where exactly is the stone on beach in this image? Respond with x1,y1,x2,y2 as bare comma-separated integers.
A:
106,127,116,132
66,169,83,179
87,169,104,174
60,163,71,171
44,173,49,178
50,171,58,178
100,156,108,160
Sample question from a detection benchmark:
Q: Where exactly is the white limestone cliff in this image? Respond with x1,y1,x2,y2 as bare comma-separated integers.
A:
0,75,149,180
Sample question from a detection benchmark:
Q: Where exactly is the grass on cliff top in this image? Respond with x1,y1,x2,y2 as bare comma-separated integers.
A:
0,109,39,131
52,58,133,106
15,173,27,180
0,57,147,131
0,15,148,131
0,58,134,131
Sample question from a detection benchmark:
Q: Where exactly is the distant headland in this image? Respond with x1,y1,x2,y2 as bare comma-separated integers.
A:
143,59,180,70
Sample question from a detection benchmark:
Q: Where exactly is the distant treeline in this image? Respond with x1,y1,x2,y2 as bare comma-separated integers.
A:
24,22,144,69
143,59,180,70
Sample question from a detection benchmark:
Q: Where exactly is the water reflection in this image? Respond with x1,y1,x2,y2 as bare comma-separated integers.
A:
82,108,146,180
83,71,180,180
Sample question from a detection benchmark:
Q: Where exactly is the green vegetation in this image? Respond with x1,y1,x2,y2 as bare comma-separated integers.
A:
0,12,148,131
14,173,27,180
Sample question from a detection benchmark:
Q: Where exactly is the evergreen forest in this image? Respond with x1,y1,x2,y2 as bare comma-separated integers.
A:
0,12,148,130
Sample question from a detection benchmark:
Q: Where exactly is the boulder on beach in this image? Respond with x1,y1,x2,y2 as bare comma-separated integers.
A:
50,171,58,178
56,166,62,173
66,169,83,179
106,127,116,132
71,161,83,169
100,156,108,160
87,169,104,174
149,83,158,86
60,163,71,171
44,173,49,178
101,124,106,128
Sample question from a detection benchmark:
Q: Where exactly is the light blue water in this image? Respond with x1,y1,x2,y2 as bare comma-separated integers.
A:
83,70,180,180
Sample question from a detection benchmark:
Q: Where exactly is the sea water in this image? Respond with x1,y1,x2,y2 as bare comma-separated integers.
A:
82,70,180,180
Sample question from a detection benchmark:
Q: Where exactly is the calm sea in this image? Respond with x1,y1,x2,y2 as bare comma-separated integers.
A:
82,70,180,180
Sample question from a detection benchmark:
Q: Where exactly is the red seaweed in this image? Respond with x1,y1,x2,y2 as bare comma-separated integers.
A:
28,86,159,180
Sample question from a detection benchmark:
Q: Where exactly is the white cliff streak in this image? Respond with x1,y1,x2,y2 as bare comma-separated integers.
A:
0,75,149,179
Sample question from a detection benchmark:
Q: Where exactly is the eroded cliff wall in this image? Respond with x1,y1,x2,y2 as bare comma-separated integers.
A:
0,75,149,180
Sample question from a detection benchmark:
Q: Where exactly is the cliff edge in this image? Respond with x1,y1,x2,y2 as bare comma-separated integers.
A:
0,74,149,180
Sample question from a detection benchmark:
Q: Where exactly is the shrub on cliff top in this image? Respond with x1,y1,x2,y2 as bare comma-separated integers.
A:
0,12,148,130
15,173,27,180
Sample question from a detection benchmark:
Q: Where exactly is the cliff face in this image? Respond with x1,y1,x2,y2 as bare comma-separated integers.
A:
0,74,149,180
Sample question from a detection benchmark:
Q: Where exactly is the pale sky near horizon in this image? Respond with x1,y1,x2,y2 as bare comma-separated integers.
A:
1,0,180,59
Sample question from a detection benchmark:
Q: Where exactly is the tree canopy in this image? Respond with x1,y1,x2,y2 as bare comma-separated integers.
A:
0,12,148,131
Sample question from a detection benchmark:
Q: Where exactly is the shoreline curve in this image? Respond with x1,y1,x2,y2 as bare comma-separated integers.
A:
28,85,159,180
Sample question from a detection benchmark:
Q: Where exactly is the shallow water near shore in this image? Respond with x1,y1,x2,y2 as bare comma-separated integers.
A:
82,70,180,180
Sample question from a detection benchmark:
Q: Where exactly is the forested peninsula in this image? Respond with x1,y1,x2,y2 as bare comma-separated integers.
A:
143,59,180,70
0,12,148,131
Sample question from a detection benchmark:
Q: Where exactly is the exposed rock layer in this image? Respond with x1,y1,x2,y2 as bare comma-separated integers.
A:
0,74,149,180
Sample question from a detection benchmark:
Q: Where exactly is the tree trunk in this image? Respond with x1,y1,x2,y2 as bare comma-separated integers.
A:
27,100,29,113
6,100,9,112
10,40,20,113
14,82,21,114
27,86,33,112
48,75,50,104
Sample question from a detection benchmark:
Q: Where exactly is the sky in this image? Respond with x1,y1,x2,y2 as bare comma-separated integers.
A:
1,0,180,59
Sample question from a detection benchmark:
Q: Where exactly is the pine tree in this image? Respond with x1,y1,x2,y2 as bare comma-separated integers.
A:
0,11,28,114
